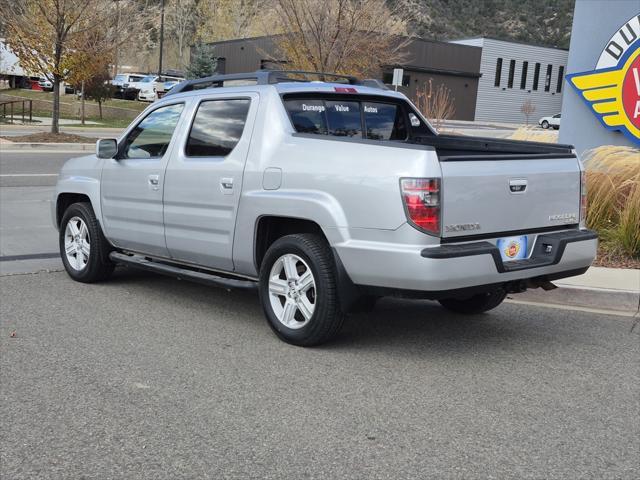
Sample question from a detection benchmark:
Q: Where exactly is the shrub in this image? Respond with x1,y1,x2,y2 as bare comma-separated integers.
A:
584,146,640,258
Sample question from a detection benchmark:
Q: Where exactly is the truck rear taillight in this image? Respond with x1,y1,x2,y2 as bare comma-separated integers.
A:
580,170,587,223
400,178,440,235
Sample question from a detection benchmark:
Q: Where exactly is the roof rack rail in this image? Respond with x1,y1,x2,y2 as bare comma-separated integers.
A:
165,70,386,96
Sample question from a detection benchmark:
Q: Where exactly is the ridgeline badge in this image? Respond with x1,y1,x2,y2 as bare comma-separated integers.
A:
567,14,640,145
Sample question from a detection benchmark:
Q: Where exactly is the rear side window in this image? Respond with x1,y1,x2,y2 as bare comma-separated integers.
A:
186,99,251,157
363,102,407,140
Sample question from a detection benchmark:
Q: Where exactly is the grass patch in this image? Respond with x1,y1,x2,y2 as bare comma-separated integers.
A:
1,132,93,143
584,146,640,261
2,108,135,129
1,88,147,113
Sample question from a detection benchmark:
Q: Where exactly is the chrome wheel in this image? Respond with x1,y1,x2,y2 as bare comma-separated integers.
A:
268,253,316,329
64,216,90,271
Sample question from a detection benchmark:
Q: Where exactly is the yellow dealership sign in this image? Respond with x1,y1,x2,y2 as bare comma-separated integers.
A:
567,14,640,145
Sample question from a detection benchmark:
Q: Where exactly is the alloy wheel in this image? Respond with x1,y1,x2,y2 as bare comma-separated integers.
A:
268,253,316,329
64,216,90,271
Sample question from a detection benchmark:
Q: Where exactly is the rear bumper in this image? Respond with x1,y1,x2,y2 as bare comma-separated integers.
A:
333,228,598,293
421,229,598,273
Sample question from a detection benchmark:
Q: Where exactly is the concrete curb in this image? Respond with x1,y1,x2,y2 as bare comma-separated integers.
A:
511,285,640,316
0,142,95,151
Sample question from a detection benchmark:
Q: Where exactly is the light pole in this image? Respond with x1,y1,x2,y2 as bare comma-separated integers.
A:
113,0,122,77
158,0,165,76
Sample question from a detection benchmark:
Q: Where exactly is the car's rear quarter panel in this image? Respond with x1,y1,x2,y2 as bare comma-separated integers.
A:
232,89,442,276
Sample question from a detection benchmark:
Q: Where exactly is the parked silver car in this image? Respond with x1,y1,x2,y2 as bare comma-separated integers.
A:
53,71,597,346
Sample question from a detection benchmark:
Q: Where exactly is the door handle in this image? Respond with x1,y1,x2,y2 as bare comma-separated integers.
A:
220,177,234,195
509,179,527,194
148,174,160,190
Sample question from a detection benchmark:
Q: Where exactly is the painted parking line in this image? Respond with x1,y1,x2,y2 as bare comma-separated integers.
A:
0,252,59,262
0,150,86,154
0,174,58,177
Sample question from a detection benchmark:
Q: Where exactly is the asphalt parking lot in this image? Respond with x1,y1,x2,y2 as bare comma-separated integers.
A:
1,148,639,479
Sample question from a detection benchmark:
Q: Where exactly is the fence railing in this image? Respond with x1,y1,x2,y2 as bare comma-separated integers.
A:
0,99,33,124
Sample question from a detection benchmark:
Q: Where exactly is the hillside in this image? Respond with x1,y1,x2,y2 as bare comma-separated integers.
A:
402,0,575,49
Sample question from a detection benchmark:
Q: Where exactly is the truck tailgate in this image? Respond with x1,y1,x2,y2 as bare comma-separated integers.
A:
440,157,581,239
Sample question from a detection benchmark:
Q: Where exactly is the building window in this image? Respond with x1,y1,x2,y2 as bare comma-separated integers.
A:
520,61,528,90
494,58,503,87
544,64,553,92
556,66,564,93
533,63,540,91
507,60,516,88
215,57,226,74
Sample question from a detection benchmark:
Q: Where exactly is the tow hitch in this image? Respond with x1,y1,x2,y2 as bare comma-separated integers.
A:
505,278,557,294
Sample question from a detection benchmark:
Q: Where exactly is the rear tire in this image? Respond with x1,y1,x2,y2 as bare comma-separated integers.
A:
259,234,345,346
59,202,114,283
438,289,506,314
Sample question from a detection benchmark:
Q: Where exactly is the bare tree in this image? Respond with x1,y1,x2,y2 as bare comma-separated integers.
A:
166,0,199,69
267,0,412,77
520,99,536,125
195,0,264,42
414,78,456,131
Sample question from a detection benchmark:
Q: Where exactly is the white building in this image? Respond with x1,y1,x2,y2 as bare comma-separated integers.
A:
450,37,569,124
1,39,30,88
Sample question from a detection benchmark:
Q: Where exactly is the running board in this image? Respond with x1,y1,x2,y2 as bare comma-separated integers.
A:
109,252,257,290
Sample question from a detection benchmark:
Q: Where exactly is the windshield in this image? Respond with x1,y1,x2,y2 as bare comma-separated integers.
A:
140,76,156,83
114,75,125,82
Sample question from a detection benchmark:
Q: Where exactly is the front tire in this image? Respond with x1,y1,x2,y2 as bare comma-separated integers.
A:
541,120,549,129
438,289,506,314
259,234,345,346
59,202,114,283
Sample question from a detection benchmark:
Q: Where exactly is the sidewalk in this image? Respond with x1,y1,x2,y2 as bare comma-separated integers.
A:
512,266,640,316
0,123,124,142
2,116,101,126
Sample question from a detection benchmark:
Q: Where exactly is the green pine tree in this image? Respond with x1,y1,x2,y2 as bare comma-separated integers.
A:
186,44,218,79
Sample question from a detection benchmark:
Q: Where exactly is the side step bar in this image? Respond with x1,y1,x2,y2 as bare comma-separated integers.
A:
109,252,257,290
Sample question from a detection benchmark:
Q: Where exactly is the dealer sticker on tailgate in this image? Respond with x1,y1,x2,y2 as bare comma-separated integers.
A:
497,236,528,262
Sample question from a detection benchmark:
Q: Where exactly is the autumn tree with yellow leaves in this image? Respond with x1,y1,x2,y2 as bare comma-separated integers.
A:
268,0,412,78
1,0,139,133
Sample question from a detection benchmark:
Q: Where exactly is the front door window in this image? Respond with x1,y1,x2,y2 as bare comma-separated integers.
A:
122,103,184,159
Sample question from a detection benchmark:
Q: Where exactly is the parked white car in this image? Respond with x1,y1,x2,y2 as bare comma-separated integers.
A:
111,73,146,100
137,75,184,102
539,113,561,130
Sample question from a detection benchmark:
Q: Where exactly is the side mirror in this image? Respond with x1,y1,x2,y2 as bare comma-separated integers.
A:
96,138,118,159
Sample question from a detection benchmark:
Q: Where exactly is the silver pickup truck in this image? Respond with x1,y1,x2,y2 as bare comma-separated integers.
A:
53,70,597,346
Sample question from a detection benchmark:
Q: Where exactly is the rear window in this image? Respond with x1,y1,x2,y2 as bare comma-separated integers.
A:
325,101,361,137
363,102,406,140
283,95,421,141
285,99,327,134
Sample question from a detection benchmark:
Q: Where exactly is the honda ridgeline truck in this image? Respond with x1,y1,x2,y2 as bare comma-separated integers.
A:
53,71,597,346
